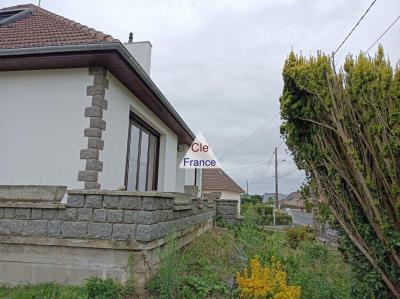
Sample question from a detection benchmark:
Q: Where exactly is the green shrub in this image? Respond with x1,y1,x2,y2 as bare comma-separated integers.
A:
254,203,273,216
147,236,182,299
31,283,61,299
275,211,292,225
261,214,273,225
240,202,253,213
287,242,352,299
82,277,125,299
286,226,315,249
180,275,228,298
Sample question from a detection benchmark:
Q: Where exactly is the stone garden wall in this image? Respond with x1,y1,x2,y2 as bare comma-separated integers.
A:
216,199,242,225
0,190,216,294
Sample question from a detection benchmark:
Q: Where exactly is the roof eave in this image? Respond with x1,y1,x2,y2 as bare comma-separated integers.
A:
0,42,195,143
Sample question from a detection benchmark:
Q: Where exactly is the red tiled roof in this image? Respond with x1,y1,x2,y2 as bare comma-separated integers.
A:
0,4,119,49
202,169,245,193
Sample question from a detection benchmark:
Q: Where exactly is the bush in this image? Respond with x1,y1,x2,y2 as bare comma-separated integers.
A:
82,277,126,299
254,203,273,216
236,256,301,299
275,211,292,225
261,214,273,225
180,275,229,298
31,283,62,299
286,227,315,249
240,202,253,213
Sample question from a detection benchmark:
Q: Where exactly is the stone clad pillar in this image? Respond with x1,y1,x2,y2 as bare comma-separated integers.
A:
78,66,109,189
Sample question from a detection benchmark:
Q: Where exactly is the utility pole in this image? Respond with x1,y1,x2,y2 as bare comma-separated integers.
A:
246,180,249,196
274,147,278,209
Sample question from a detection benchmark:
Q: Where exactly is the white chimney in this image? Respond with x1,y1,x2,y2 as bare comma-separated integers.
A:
124,32,152,76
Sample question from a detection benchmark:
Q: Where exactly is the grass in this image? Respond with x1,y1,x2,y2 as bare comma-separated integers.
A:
147,227,241,298
0,277,132,299
0,283,83,299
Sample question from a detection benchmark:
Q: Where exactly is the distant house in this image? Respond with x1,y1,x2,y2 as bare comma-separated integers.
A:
202,169,244,214
0,4,201,194
279,191,304,209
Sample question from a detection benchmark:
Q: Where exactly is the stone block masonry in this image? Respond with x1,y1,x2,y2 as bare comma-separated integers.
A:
78,66,109,189
216,199,242,225
0,190,216,295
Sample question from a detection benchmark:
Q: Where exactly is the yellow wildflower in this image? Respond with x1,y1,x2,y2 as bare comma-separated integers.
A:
236,256,301,299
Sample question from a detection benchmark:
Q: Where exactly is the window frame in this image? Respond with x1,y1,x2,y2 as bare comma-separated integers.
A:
124,112,160,191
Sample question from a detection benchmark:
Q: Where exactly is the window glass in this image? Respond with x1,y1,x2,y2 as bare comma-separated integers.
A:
147,134,158,190
127,124,140,190
138,131,149,191
126,115,159,191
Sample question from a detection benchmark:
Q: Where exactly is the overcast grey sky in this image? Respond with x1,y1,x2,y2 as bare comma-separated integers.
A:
3,0,399,194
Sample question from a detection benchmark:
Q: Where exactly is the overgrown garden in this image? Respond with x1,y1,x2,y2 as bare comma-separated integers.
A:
148,208,352,299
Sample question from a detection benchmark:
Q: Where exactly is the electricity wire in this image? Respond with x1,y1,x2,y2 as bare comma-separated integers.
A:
333,0,377,56
365,14,400,53
219,114,278,160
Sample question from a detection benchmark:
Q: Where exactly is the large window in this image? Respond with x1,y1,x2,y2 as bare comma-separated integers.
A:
125,113,159,191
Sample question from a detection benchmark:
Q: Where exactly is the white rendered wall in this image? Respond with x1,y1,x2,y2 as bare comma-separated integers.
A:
175,147,186,192
0,68,91,188
220,190,241,201
196,169,203,196
184,168,195,187
101,74,179,192
124,42,152,76
175,144,197,193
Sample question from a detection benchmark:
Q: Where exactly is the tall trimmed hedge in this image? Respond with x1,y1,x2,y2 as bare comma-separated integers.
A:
280,46,400,297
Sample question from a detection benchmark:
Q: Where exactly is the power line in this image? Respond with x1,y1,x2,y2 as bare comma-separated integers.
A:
219,114,278,160
224,139,286,172
279,168,298,178
233,152,275,187
333,0,377,57
366,14,400,53
279,165,297,176
249,152,275,187
226,160,272,171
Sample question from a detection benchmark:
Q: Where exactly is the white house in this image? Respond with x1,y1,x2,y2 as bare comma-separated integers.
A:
0,4,201,194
